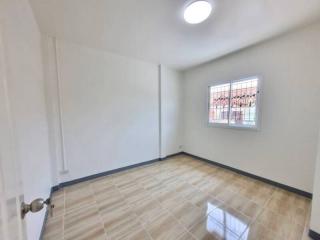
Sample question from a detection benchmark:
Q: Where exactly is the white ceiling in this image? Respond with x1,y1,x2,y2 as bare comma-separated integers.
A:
29,0,320,70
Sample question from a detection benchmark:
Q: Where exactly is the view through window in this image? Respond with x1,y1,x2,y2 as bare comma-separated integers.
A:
209,77,259,128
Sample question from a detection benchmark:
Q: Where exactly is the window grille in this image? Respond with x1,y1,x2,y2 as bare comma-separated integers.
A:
208,77,260,129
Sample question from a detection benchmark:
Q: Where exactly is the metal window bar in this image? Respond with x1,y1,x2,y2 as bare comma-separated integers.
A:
209,78,259,127
209,83,230,124
229,78,258,126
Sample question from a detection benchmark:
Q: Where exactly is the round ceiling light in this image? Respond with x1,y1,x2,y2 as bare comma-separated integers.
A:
184,1,212,24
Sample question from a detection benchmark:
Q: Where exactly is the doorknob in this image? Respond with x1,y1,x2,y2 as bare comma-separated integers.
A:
21,198,54,219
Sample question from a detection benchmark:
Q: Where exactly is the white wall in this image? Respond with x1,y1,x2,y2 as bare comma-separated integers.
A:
183,22,320,193
1,0,53,239
44,39,162,183
311,128,320,234
160,65,183,158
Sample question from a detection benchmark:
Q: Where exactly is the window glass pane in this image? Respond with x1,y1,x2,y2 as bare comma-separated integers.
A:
229,78,258,127
209,83,230,124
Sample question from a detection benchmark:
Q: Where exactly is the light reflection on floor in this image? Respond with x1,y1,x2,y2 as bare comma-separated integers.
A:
206,202,249,239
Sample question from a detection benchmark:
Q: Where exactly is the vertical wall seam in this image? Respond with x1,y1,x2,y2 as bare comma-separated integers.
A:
158,64,162,159
53,38,68,173
43,35,59,185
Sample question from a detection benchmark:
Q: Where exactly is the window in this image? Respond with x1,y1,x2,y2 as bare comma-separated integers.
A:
208,77,260,129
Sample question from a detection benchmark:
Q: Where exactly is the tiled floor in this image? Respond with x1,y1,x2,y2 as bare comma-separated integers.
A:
43,155,312,240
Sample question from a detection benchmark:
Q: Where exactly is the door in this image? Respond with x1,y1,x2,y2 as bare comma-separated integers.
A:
0,24,26,240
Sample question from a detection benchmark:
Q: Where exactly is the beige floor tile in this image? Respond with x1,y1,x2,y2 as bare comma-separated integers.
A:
156,189,185,209
107,217,144,240
175,184,199,200
116,180,140,192
266,190,310,226
64,182,91,193
123,228,152,240
42,216,63,240
226,194,262,219
94,189,123,204
65,189,95,212
64,206,106,240
91,176,113,187
187,191,222,211
64,225,106,240
138,177,160,189
256,208,305,240
208,205,251,237
189,214,239,240
145,212,186,240
214,188,238,204
239,181,274,206
101,206,143,240
240,222,281,240
164,179,186,191
43,155,311,240
171,201,213,230
122,187,150,204
177,232,197,240
91,182,118,196
64,205,101,230
131,197,166,224
100,203,134,228
145,183,168,197
96,195,128,216
52,188,65,197
51,194,65,218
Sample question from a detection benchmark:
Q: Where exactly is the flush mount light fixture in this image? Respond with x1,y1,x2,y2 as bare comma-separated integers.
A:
184,1,212,24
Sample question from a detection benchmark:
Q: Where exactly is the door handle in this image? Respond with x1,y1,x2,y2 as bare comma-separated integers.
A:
21,198,54,219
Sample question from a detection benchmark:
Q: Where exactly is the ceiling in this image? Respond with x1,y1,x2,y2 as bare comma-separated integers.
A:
29,0,320,70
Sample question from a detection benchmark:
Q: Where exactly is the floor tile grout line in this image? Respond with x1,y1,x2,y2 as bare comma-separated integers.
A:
88,182,110,240
259,188,311,228
303,203,312,233
176,159,276,240
134,161,201,240
179,204,225,240
111,168,158,240
152,167,228,240
172,165,261,239
62,188,65,240
156,200,197,240
139,164,192,240
237,185,276,239
162,159,239,239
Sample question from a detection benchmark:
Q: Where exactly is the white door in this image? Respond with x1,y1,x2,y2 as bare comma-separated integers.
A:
0,24,26,240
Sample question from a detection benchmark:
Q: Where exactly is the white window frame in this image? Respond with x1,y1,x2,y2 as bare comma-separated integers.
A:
207,76,262,130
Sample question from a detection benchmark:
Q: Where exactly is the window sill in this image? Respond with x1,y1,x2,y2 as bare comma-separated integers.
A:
207,123,260,131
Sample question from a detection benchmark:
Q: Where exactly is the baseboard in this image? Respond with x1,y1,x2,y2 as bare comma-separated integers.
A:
50,151,312,198
59,158,162,188
51,185,60,192
160,151,184,160
309,230,320,240
181,152,312,199
51,153,183,192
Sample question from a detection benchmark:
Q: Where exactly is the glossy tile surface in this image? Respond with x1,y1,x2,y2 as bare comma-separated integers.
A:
43,155,312,240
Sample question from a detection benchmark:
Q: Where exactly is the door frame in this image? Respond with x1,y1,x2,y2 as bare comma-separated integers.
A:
0,20,26,240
